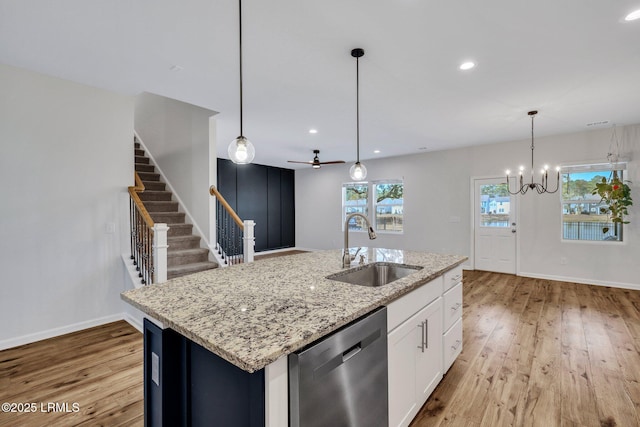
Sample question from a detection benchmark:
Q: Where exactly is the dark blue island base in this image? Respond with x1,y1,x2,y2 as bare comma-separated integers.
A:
144,319,265,427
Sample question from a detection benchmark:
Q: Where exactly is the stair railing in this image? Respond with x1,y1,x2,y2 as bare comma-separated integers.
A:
209,185,255,265
129,172,169,284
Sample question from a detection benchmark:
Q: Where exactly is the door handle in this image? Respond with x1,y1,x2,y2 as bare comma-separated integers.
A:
417,321,426,353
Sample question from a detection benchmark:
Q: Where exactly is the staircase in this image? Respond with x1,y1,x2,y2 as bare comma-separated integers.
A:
134,141,218,280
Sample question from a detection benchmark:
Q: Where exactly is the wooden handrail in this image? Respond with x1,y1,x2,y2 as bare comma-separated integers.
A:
210,185,244,230
129,172,155,228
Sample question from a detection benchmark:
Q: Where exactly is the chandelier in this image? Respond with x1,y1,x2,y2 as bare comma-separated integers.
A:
506,110,560,195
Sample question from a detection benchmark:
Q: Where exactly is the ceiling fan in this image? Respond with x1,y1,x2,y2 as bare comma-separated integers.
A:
288,149,345,169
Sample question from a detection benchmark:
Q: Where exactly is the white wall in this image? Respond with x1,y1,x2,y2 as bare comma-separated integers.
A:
296,124,639,289
134,92,217,246
0,63,134,347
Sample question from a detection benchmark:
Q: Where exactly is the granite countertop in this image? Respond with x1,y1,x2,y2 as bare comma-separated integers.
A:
121,248,466,373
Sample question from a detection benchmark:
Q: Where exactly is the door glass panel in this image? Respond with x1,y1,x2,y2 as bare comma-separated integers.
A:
479,184,510,227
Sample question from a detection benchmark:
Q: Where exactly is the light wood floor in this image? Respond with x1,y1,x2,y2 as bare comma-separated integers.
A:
2,271,640,426
413,271,640,427
0,321,143,427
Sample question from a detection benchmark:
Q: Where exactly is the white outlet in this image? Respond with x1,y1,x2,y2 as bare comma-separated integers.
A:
560,257,568,265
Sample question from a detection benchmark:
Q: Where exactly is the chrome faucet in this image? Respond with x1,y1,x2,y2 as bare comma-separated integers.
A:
343,213,377,268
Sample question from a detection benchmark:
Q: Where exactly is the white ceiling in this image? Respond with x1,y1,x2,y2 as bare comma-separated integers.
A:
2,0,639,169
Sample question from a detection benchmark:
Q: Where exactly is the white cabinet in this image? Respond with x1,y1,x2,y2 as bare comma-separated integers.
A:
387,265,464,427
388,277,443,427
443,317,462,372
442,266,463,373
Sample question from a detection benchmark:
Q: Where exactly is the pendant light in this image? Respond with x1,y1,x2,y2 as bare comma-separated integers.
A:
349,48,367,181
227,0,255,164
505,110,559,195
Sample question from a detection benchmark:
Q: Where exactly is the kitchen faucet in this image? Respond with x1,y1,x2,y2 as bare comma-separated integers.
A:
343,213,377,268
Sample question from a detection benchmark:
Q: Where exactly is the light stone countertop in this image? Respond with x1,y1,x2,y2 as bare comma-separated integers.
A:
121,248,467,373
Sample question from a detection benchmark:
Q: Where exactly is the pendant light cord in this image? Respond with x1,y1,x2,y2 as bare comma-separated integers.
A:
356,55,360,163
238,0,244,136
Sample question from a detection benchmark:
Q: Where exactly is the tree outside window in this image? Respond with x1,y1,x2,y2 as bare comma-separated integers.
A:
374,182,403,233
342,183,368,231
342,181,404,233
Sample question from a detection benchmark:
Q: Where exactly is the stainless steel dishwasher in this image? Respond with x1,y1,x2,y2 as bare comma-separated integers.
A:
289,306,388,427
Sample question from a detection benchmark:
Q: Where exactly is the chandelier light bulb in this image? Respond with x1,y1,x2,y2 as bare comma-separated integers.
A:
505,169,511,175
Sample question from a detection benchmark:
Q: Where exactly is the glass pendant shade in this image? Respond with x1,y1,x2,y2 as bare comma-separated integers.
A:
349,161,367,181
228,136,255,164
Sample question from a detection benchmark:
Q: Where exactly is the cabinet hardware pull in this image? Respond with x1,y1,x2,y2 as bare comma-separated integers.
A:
450,302,462,312
424,319,429,349
417,321,426,353
451,274,462,282
451,340,462,351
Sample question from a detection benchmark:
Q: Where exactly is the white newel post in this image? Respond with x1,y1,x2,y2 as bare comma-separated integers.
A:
153,223,169,283
243,220,255,263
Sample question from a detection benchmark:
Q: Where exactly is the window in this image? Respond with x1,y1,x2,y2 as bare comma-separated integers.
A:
373,181,403,232
479,183,510,227
561,166,625,242
342,181,403,233
342,183,368,231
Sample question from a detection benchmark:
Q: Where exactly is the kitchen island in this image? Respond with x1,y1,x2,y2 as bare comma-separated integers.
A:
121,248,466,426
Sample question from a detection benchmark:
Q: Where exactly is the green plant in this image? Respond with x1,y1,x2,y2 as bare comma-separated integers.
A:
592,171,633,233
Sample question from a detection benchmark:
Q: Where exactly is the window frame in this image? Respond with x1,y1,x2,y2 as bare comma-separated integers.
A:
342,180,404,234
342,182,369,232
560,163,627,244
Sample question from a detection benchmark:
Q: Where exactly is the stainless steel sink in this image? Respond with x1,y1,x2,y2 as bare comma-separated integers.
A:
327,262,423,287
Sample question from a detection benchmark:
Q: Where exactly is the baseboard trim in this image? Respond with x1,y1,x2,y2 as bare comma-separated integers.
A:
123,311,144,333
518,271,640,291
0,313,124,351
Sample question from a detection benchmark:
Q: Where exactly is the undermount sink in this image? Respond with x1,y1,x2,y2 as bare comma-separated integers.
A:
327,262,423,287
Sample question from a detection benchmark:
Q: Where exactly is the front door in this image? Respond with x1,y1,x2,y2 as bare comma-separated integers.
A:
473,178,517,274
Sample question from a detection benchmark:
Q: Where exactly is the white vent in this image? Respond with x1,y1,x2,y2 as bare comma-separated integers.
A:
586,120,610,127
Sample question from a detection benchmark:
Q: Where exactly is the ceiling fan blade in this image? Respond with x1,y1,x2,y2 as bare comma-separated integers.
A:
287,160,314,164
318,160,346,165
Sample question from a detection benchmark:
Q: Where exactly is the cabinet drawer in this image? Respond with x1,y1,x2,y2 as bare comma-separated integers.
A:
443,317,462,373
443,265,463,291
387,276,443,333
443,282,463,332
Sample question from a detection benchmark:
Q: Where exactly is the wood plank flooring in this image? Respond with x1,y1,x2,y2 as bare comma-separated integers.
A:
2,271,640,426
0,321,143,427
412,271,640,427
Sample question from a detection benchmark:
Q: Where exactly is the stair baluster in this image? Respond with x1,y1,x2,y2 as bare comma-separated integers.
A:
210,185,254,266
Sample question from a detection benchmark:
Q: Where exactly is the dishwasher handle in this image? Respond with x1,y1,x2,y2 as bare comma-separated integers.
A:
342,343,362,362
312,329,381,380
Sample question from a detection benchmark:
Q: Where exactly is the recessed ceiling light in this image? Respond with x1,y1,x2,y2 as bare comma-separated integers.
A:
625,9,640,21
309,129,318,134
459,61,476,71
373,149,381,154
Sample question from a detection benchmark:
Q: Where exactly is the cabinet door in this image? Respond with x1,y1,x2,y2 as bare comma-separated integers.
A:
388,297,442,427
415,299,443,402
